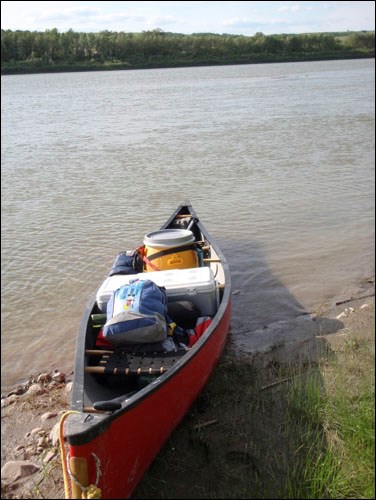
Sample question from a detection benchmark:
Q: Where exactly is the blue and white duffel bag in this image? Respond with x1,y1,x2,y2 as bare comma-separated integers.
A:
103,279,170,346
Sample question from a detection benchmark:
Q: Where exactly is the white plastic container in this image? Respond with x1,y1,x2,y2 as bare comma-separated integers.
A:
143,229,195,248
96,267,218,316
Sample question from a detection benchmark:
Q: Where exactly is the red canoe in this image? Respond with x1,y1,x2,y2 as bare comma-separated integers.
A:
63,203,232,499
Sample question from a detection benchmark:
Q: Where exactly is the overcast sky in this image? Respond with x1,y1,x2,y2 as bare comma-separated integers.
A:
1,1,375,36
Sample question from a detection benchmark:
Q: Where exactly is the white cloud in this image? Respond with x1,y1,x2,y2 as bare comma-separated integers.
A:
145,15,182,30
278,4,301,13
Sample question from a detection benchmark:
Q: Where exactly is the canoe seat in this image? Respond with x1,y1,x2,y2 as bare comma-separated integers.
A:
85,348,187,376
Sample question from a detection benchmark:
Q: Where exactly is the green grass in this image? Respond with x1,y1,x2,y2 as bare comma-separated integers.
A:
283,333,375,499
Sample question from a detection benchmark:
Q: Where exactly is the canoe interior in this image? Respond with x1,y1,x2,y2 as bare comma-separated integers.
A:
74,204,229,411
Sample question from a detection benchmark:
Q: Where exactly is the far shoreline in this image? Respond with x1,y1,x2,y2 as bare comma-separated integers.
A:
1,54,374,76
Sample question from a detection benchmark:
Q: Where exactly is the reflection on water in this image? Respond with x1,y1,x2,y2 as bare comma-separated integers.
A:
1,59,374,391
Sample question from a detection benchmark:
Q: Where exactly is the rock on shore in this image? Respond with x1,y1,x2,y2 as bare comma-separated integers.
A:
1,370,71,499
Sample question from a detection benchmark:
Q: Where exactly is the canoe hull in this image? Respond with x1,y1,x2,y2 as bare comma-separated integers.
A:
65,204,232,498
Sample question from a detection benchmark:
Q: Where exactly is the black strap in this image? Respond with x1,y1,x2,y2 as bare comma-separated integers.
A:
146,243,197,262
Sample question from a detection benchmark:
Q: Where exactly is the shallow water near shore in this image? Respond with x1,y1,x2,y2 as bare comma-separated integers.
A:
1,58,375,392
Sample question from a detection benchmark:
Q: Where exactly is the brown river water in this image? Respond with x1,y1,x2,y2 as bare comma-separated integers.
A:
1,59,374,392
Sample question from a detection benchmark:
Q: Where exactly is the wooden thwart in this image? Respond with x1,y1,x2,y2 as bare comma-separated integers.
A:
85,365,166,375
85,349,184,377
86,349,114,356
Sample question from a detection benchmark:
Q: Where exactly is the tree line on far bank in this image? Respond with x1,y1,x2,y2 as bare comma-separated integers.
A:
1,28,374,74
